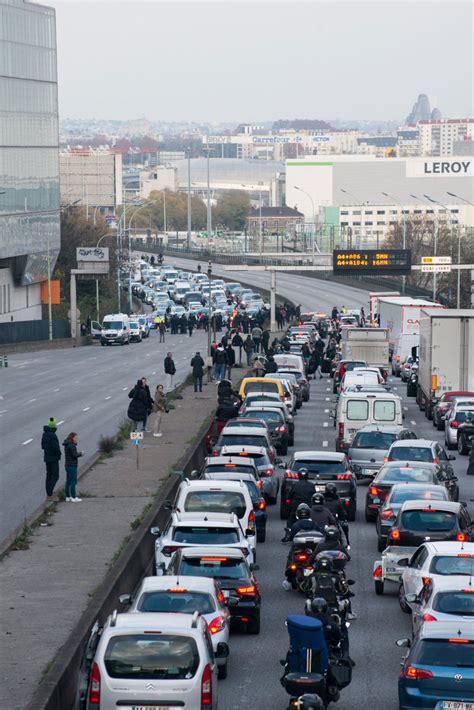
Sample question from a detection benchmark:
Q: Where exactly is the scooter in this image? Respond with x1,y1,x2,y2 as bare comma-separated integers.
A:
285,531,324,589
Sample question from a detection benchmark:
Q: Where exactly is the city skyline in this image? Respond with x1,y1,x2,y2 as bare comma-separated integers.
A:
48,0,473,123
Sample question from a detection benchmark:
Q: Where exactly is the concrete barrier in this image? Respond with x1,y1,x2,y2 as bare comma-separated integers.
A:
0,336,92,355
26,419,211,710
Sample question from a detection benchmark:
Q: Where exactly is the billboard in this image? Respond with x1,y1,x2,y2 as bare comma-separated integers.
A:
333,249,412,275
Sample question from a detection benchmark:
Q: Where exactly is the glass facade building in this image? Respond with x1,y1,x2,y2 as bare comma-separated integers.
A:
0,0,59,312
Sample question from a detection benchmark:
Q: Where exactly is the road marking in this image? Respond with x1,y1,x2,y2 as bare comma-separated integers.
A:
323,422,329,427
152,371,156,375
322,440,328,447
326,387,330,391
393,387,398,390
122,386,128,391
22,438,33,446
105,396,111,400
83,407,91,412
74,380,80,384
325,397,330,401
0,409,7,414
410,420,416,425
53,388,60,392
404,406,408,411
27,398,37,403
324,409,329,413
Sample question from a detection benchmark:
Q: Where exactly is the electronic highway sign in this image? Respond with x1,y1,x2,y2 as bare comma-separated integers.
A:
333,249,411,275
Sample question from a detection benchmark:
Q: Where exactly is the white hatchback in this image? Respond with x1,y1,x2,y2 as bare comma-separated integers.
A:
400,541,474,600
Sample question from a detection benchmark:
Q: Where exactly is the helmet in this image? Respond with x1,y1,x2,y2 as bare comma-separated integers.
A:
298,468,309,481
311,492,325,506
325,482,338,498
314,555,333,573
296,503,311,520
310,597,328,616
324,526,341,543
296,694,325,710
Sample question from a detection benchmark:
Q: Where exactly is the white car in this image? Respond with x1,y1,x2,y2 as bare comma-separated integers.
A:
407,576,474,637
400,541,474,609
121,575,231,678
152,511,256,574
86,611,220,709
128,320,142,343
444,401,474,449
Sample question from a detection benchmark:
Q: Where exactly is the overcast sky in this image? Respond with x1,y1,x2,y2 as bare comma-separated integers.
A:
47,0,473,123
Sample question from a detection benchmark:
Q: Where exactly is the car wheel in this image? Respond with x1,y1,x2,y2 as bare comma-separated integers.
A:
446,439,456,451
377,537,386,553
365,508,376,523
398,584,411,614
247,614,260,635
257,529,266,543
458,434,468,455
218,662,228,680
374,580,384,595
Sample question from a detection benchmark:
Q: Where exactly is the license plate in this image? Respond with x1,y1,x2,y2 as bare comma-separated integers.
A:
386,566,396,573
222,589,230,598
439,703,474,710
314,485,325,492
131,706,170,710
362,468,375,476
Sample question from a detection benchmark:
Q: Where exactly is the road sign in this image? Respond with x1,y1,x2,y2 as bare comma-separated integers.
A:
421,264,452,273
333,249,411,275
130,432,144,441
421,256,452,265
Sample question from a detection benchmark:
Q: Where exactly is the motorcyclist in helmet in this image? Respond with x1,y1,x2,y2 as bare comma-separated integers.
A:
312,525,350,561
323,482,350,547
284,503,323,542
305,597,353,664
310,492,337,530
286,469,316,526
293,694,325,710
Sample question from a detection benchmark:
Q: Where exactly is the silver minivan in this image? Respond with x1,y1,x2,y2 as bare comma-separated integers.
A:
87,611,220,709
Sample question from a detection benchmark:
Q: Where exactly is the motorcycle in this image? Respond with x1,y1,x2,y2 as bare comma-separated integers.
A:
285,531,324,589
406,362,418,397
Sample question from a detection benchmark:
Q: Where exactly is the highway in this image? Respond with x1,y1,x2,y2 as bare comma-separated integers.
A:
0,261,372,545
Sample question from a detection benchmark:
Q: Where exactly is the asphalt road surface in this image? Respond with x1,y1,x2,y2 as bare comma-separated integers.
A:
0,261,371,544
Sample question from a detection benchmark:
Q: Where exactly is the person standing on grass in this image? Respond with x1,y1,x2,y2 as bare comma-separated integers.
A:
164,352,176,392
62,432,83,502
191,351,205,393
152,384,168,437
41,417,62,502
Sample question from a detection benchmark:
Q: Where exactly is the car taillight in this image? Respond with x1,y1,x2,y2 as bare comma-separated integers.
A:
422,613,437,622
162,545,179,556
236,585,256,595
248,510,256,531
457,533,468,542
404,666,433,680
277,426,287,433
373,564,382,578
208,615,226,635
390,529,400,541
422,577,431,587
450,421,459,429
89,662,101,705
381,508,395,520
369,486,381,497
212,450,219,456
265,468,274,476
285,498,292,504
256,480,263,490
201,662,213,706
286,471,299,479
258,499,266,510
432,457,438,465
337,473,350,480
383,456,389,463
338,422,344,440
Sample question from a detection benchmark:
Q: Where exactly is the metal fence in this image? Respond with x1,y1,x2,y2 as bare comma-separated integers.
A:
0,319,71,345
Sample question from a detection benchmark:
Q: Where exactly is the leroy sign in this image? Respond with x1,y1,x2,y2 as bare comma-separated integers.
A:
406,159,472,178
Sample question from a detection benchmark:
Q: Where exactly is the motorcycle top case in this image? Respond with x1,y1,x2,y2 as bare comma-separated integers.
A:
283,672,326,697
285,615,329,675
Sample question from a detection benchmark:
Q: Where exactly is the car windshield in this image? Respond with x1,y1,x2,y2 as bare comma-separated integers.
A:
414,639,474,667
390,446,433,462
233,452,269,466
455,410,474,422
389,488,447,504
352,431,397,449
104,634,199,679
241,411,281,424
433,591,474,616
137,591,215,614
245,383,280,394
219,435,268,448
430,555,474,575
173,526,239,544
180,557,248,579
377,466,434,483
204,464,255,475
400,510,456,532
291,460,346,474
183,492,247,518
129,322,139,328
103,321,123,330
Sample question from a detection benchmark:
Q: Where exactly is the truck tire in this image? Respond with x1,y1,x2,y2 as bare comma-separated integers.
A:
374,580,384,595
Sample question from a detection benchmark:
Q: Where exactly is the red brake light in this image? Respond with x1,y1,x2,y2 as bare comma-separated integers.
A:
167,588,188,593
208,615,226,635
265,468,274,476
236,585,256,595
450,421,459,429
338,422,344,440
201,662,213,706
405,666,433,680
390,529,400,540
381,508,395,520
296,553,309,562
337,473,350,480
369,486,380,496
248,510,256,530
422,613,437,622
373,564,382,578
258,499,266,510
422,577,431,587
162,545,180,556
89,662,101,705
457,533,467,542
383,456,389,463
432,457,438,465
285,498,292,505
448,638,470,644
212,450,218,457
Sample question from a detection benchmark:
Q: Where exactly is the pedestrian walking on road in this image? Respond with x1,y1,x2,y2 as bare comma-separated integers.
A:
213,345,227,383
62,432,83,502
41,417,62,502
243,334,254,367
164,352,176,392
225,343,235,380
191,351,205,393
159,321,166,342
127,379,149,432
251,324,263,353
152,384,168,437
232,331,243,365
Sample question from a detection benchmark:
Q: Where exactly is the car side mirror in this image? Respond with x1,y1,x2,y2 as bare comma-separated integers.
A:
189,469,199,479
118,594,132,605
461,501,467,507
249,563,260,571
397,558,409,567
163,500,173,511
396,638,411,648
150,526,161,537
448,454,456,461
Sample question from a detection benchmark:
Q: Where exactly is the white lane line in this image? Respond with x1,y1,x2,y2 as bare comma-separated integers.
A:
122,387,128,391
27,398,37,403
393,387,398,390
324,409,329,413
410,420,416,425
105,396,111,400
74,380,80,384
22,438,33,446
325,397,330,401
326,387,330,391
323,422,329,427
0,409,7,414
83,407,91,412
152,371,156,375
53,388,60,392
322,441,328,447
56,420,65,426
404,406,408,411
146,353,151,357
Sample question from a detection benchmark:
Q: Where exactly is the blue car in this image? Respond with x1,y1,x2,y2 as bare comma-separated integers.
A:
397,620,474,709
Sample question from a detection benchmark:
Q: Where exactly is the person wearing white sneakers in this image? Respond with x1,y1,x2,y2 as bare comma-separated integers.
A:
151,383,169,437
62,432,83,502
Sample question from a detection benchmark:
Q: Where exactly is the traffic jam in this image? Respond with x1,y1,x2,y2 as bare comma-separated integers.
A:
80,277,474,710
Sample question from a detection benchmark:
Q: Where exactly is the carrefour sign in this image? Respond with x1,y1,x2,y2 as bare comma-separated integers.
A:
406,159,472,177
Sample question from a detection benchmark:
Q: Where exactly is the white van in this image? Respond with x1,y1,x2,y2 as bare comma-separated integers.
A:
339,369,381,393
392,332,419,376
274,353,306,373
334,391,403,452
173,281,192,304
100,313,130,346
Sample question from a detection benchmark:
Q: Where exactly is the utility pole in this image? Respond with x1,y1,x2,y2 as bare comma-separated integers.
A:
259,190,263,255
206,148,212,248
207,260,212,382
187,151,192,251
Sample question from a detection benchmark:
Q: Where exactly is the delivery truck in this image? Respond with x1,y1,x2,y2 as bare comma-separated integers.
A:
369,291,400,324
378,297,444,354
340,327,390,375
418,308,474,418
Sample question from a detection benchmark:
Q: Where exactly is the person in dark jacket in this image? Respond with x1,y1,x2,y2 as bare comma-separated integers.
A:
62,432,83,502
164,352,176,392
232,331,244,364
467,439,474,476
310,493,338,529
215,395,239,437
141,377,153,431
41,417,62,501
213,345,227,382
243,334,254,366
265,355,278,374
127,380,149,431
262,329,270,354
225,343,235,380
190,351,205,393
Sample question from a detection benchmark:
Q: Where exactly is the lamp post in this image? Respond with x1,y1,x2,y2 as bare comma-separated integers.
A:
424,194,459,306
382,191,408,293
340,188,364,249
94,233,109,322
207,260,212,382
409,192,439,300
187,150,192,251
294,185,316,260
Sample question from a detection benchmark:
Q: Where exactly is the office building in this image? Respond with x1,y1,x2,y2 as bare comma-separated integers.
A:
418,119,474,156
0,0,60,323
59,148,123,215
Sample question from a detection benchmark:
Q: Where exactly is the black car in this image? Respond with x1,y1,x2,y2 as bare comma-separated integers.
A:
238,407,290,455
388,500,473,547
242,401,295,446
281,451,356,521
365,461,455,522
167,547,261,634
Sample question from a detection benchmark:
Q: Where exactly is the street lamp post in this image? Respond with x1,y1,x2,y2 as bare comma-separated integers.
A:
294,185,316,261
409,192,440,301
187,151,192,251
424,194,459,306
207,260,212,382
340,188,364,249
382,192,407,293
94,233,109,322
